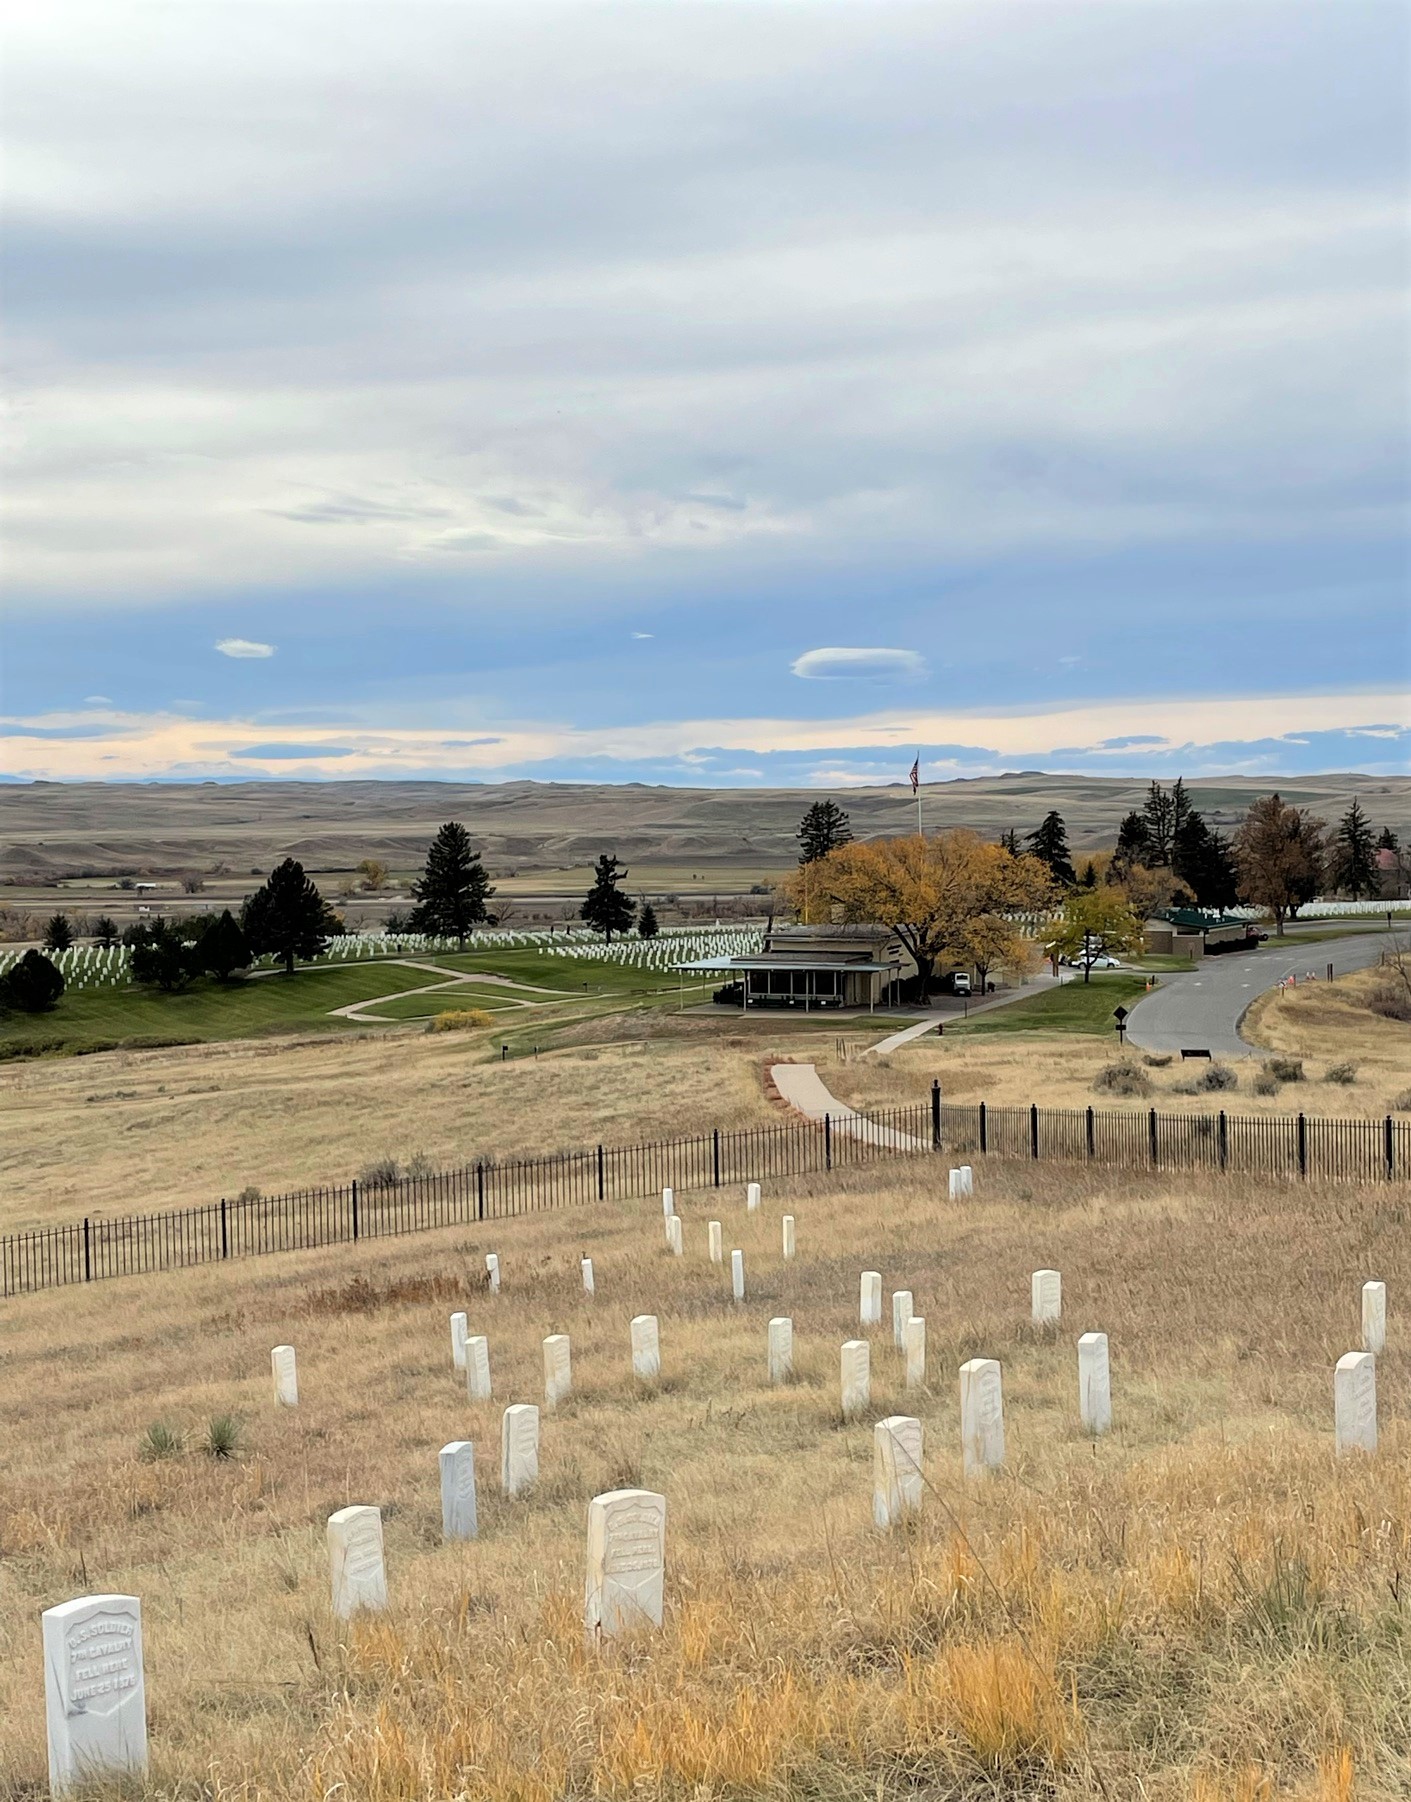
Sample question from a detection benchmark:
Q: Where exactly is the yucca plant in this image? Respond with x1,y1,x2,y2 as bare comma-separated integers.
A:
203,1412,244,1460
139,1421,185,1462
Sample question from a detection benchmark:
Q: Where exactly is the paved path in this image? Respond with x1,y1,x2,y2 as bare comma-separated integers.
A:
863,975,1064,1054
1125,929,1390,1058
769,1062,926,1150
329,959,561,1024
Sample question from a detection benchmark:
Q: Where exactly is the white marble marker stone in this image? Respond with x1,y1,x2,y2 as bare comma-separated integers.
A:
860,1270,883,1327
841,1339,871,1420
584,1488,667,1639
662,1186,675,1219
959,1357,1005,1475
891,1290,914,1350
1363,1280,1386,1356
465,1335,492,1402
708,1220,724,1264
782,1215,796,1261
1031,1269,1062,1327
501,1403,540,1496
1077,1332,1112,1436
439,1441,478,1541
43,1594,148,1795
271,1344,298,1408
327,1505,389,1619
904,1315,926,1389
581,1258,595,1297
543,1334,573,1409
768,1317,793,1384
746,1181,761,1213
1334,1351,1377,1456
667,1215,684,1257
631,1314,661,1381
450,1311,468,1371
731,1249,745,1302
873,1416,924,1528
485,1252,501,1293
948,1165,974,1200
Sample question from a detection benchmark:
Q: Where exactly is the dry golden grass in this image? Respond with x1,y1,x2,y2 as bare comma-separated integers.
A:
1244,968,1411,1104
1,1152,1407,1798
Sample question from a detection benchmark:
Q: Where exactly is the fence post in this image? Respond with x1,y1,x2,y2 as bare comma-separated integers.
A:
596,1144,605,1201
1297,1113,1307,1179
476,1161,485,1221
825,1113,832,1171
1029,1104,1039,1161
1218,1111,1228,1172
1085,1106,1095,1160
712,1128,721,1187
220,1197,229,1259
979,1101,987,1156
83,1216,91,1283
1387,1114,1396,1181
931,1080,941,1151
350,1178,360,1242
1148,1108,1158,1167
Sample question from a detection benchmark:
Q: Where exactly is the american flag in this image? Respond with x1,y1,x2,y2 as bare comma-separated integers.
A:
909,757,920,793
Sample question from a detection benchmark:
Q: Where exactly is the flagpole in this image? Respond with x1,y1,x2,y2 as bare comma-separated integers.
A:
915,751,923,839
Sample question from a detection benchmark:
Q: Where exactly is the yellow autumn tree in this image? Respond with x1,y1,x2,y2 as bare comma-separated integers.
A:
782,830,1055,991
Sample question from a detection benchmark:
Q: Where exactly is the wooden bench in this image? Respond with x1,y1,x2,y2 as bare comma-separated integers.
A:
1180,1047,1212,1060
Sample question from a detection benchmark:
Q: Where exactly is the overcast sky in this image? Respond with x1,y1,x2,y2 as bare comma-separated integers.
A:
3,1,1407,786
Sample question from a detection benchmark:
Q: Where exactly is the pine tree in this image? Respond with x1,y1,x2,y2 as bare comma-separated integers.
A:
129,918,203,992
1025,811,1076,886
1078,861,1098,888
1141,782,1177,867
408,822,494,945
797,799,853,864
0,949,65,1013
1377,826,1400,851
637,901,660,939
43,914,73,952
93,916,119,947
1329,799,1379,899
1173,811,1239,910
998,828,1022,855
197,909,252,981
243,858,339,974
580,854,635,941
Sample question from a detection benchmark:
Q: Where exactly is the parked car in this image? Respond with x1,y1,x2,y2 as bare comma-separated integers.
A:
951,972,972,996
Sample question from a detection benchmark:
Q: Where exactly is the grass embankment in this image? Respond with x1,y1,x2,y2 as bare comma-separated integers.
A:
0,1157,1405,1797
949,972,1151,1036
1244,964,1411,1096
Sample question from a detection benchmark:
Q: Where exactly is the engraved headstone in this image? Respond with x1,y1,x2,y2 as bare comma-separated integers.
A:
841,1339,870,1419
873,1415,924,1528
466,1335,492,1402
501,1403,540,1496
959,1357,1005,1475
731,1248,745,1302
631,1314,661,1381
450,1311,468,1371
439,1441,478,1541
1363,1280,1387,1356
327,1505,388,1618
948,1165,974,1200
782,1214,796,1260
42,1594,148,1795
584,1487,667,1639
904,1315,926,1389
1334,1351,1377,1455
891,1290,914,1350
746,1181,761,1213
860,1270,882,1326
581,1258,595,1297
544,1334,572,1409
485,1252,501,1294
1077,1332,1112,1436
768,1316,793,1384
708,1220,723,1264
1031,1269,1062,1326
272,1344,298,1408
666,1215,684,1257
662,1187,675,1219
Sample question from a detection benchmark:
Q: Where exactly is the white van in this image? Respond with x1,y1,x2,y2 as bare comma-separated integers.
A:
952,972,972,997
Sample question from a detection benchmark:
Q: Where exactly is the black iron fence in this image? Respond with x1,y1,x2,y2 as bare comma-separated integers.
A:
4,1089,1408,1299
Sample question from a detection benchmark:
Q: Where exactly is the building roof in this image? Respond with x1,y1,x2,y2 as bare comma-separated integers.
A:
673,955,897,973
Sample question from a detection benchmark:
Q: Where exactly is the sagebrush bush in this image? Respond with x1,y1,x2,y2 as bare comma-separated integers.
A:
428,1008,496,1032
1092,1063,1150,1097
1252,1070,1280,1096
236,1183,262,1204
359,1156,401,1189
1367,981,1411,1021
1194,1063,1239,1092
1324,1061,1358,1085
1393,1089,1411,1113
1141,1053,1172,1068
1268,1057,1304,1083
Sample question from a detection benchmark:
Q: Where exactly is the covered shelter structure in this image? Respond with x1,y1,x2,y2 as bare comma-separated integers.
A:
675,925,915,1012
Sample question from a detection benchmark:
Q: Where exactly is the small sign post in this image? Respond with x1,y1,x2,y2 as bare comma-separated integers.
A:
1113,1005,1129,1047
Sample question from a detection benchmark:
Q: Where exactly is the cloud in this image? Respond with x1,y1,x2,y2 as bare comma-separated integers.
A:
631,631,654,640
215,638,275,659
792,647,928,683
84,694,112,705
231,742,356,760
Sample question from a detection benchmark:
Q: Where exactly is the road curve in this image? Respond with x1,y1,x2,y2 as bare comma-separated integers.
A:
1125,929,1391,1058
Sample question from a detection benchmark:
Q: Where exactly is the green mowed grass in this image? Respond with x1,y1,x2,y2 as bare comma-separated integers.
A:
424,948,676,994
361,988,531,1020
951,971,1153,1036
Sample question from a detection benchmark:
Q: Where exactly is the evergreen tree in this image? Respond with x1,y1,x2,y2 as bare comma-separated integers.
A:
93,915,119,947
1377,826,1400,851
1110,810,1151,876
637,901,660,939
998,828,1022,856
1329,799,1379,899
43,914,73,952
1078,861,1098,888
580,854,635,941
1025,811,1076,886
1173,812,1239,910
1,948,65,1013
797,799,853,864
243,858,339,974
408,821,494,945
197,909,252,981
129,918,203,992
1140,781,1177,867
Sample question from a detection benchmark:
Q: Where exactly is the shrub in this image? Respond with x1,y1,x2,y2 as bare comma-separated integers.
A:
139,1422,185,1462
1268,1057,1304,1082
1092,1063,1150,1097
1368,982,1411,1021
202,1414,243,1459
1,949,65,1013
1324,1061,1358,1085
1393,1089,1411,1113
1252,1069,1280,1096
406,1151,435,1179
428,1008,495,1033
1194,1063,1239,1092
1141,1053,1172,1068
236,1184,261,1204
359,1156,401,1189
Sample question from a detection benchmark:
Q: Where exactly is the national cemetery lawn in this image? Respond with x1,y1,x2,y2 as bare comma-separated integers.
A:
948,972,1152,1035
1,1154,1407,1797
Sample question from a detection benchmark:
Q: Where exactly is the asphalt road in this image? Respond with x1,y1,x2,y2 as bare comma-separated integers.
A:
1124,927,1393,1058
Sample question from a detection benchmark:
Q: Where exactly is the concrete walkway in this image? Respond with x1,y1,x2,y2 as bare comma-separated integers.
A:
769,1062,926,1151
329,959,562,1024
863,974,1063,1054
